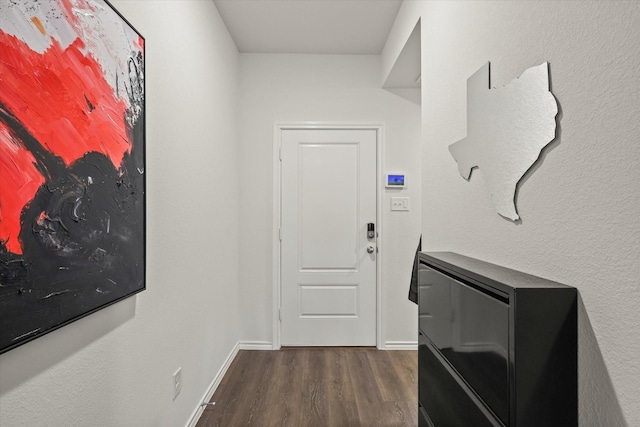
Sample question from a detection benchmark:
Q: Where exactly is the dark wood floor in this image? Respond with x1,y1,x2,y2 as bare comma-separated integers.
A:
196,347,418,427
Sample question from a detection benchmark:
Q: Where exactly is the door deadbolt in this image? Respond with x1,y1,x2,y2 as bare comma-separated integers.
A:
367,223,375,239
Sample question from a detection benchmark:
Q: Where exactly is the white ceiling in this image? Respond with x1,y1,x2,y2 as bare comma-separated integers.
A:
214,0,403,55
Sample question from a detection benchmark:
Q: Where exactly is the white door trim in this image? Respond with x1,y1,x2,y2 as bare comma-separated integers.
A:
272,122,384,350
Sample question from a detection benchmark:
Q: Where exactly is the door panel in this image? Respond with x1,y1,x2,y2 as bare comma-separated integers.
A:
281,129,377,346
299,143,358,270
299,285,359,317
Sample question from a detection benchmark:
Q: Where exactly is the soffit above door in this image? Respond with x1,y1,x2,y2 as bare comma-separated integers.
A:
213,0,402,55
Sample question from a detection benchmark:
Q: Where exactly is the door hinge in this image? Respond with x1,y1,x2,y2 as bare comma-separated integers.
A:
279,309,282,321
279,228,282,241
279,147,282,161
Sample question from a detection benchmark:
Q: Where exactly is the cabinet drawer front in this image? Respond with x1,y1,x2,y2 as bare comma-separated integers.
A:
419,266,509,424
419,333,503,427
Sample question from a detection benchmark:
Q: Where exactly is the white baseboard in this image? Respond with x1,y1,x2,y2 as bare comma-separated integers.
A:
384,341,418,350
185,341,240,427
239,340,274,350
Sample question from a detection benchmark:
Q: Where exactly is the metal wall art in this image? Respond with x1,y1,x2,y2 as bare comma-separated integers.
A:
449,62,558,221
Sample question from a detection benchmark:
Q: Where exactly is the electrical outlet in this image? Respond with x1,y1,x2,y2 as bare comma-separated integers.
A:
173,367,182,400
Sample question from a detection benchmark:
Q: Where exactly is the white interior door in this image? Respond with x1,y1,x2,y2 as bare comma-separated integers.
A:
280,129,377,346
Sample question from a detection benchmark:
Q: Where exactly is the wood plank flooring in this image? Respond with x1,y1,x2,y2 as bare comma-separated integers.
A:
196,348,417,427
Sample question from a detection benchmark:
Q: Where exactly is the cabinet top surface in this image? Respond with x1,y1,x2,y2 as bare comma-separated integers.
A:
420,251,575,292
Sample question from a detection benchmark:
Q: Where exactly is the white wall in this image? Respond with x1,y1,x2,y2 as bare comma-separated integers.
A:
237,54,420,348
0,1,241,426
384,1,640,425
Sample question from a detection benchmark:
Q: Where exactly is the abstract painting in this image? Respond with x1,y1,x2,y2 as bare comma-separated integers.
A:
0,0,145,354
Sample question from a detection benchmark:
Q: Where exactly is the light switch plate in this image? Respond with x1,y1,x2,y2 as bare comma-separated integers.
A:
391,197,409,211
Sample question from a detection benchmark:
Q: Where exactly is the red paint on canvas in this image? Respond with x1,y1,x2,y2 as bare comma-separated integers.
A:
0,124,45,254
0,30,131,254
56,0,81,28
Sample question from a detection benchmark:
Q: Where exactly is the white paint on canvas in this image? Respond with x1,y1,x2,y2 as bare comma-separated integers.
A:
448,62,558,221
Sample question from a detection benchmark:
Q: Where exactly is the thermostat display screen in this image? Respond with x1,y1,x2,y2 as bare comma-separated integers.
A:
387,174,405,187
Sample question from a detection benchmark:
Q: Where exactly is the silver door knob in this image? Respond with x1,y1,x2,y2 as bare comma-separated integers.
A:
366,245,375,254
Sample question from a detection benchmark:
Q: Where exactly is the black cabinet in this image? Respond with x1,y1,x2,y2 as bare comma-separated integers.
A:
418,252,577,427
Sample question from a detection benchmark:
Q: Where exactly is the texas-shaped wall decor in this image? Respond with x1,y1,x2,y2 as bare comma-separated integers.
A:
449,62,558,221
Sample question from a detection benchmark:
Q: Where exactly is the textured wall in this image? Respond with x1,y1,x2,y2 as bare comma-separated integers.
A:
0,1,241,425
384,1,640,425
237,54,421,347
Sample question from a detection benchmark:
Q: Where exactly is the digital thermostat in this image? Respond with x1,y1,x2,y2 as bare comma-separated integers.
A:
386,174,406,188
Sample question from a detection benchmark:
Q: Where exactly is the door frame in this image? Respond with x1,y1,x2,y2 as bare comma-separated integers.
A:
272,122,385,350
